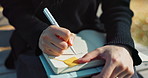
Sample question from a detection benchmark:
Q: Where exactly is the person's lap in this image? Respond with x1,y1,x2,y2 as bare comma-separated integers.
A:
14,51,139,78
16,53,48,78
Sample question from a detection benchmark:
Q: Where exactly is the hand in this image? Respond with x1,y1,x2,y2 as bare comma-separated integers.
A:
78,45,134,78
39,25,75,56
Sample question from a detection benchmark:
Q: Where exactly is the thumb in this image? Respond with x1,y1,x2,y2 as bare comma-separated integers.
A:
77,49,102,64
67,33,75,46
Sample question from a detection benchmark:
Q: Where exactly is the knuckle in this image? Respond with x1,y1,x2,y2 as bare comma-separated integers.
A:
63,29,71,38
95,48,102,52
95,48,100,51
126,68,134,75
57,49,64,54
95,48,104,53
60,42,68,49
47,36,52,41
71,33,76,36
42,35,51,41
42,35,47,39
49,25,57,29
129,71,134,76
111,58,118,63
119,65,126,70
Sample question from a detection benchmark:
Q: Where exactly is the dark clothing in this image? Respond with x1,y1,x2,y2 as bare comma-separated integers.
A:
1,0,141,65
1,0,141,77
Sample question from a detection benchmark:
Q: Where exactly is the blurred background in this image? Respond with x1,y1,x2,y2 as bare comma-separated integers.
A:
0,0,148,78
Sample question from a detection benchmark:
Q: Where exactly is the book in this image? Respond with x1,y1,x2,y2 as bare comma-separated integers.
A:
43,30,106,74
39,54,103,78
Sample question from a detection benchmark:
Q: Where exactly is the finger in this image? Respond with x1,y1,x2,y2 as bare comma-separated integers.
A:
42,34,68,50
77,49,102,63
117,71,128,78
43,48,60,56
118,68,134,78
41,41,60,56
123,73,134,78
42,41,64,55
53,27,71,42
67,33,75,46
110,66,125,78
96,57,117,78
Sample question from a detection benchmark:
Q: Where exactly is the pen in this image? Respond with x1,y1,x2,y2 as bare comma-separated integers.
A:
43,8,77,55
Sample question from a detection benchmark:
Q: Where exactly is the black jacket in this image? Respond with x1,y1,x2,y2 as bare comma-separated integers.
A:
1,0,142,65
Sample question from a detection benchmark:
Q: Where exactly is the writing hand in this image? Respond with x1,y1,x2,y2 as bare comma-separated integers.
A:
39,25,75,56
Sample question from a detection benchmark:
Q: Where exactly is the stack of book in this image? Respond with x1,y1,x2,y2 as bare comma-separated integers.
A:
39,30,105,78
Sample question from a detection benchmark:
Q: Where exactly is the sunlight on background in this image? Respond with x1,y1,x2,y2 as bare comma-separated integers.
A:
130,0,148,46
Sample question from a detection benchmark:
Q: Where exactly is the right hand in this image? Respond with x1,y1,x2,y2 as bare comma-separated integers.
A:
39,25,75,56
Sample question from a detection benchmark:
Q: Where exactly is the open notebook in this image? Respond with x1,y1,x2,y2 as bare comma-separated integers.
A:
43,30,106,74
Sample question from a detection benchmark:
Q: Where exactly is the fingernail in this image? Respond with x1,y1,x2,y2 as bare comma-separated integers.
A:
77,58,88,64
77,59,84,64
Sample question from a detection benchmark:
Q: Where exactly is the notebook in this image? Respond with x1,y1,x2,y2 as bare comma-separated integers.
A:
43,30,106,74
39,54,103,78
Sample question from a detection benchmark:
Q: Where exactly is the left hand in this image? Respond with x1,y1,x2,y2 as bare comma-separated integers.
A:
77,45,134,78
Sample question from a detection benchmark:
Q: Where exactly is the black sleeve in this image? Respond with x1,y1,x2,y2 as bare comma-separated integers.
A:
1,0,49,50
100,0,142,65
